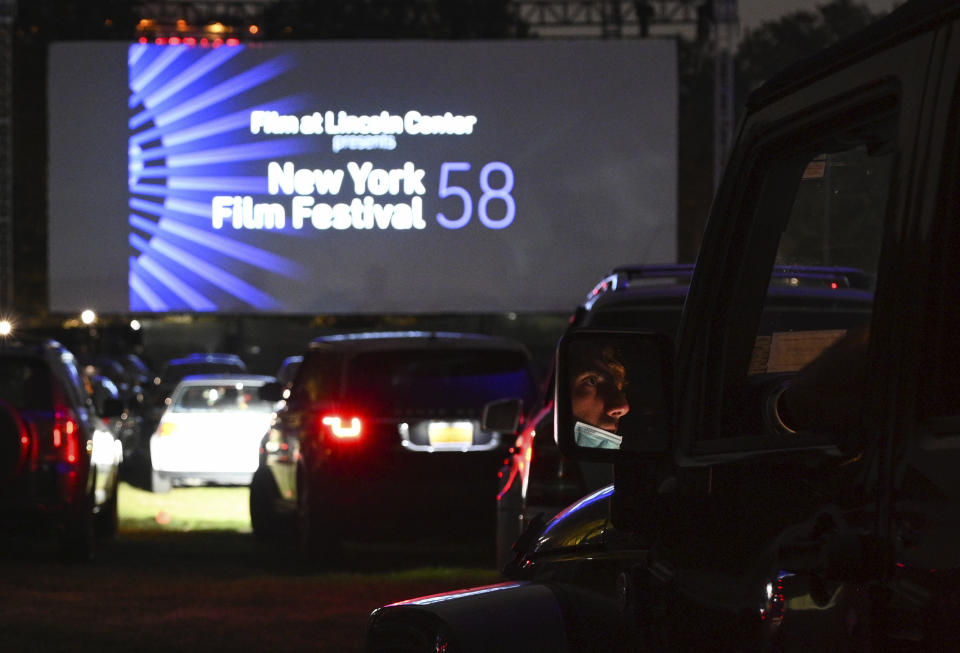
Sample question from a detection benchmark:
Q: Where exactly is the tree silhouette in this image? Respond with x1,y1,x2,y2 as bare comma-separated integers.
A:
736,0,880,107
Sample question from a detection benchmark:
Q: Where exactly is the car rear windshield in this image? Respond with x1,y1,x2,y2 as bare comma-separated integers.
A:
0,357,53,410
344,348,537,415
172,382,273,412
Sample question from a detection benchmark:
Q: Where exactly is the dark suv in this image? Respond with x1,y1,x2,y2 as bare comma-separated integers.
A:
495,263,873,568
0,338,122,560
368,1,960,649
251,331,540,552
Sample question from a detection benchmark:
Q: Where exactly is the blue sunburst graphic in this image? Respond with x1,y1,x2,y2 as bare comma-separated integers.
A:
127,43,312,312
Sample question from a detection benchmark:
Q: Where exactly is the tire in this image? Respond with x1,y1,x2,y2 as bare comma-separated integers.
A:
151,468,171,493
297,470,339,560
249,466,281,539
61,496,96,562
95,477,119,539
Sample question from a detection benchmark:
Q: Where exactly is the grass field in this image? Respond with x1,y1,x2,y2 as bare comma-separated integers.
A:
0,483,501,652
119,482,253,531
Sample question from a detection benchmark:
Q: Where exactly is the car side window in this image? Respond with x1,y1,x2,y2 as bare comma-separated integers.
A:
59,351,92,409
288,351,342,406
719,105,897,442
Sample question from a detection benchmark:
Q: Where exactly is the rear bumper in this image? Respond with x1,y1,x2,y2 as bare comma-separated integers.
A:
0,463,90,528
154,470,254,487
306,447,507,535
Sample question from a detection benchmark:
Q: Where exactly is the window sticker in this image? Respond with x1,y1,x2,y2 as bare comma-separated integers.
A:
748,329,848,375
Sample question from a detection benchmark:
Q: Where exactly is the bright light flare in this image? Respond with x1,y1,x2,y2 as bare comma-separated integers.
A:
80,309,96,325
322,416,362,439
0,319,13,337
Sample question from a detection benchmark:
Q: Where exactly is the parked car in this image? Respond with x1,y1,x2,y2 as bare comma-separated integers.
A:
367,1,960,649
250,331,540,552
145,353,247,434
152,353,247,401
275,354,302,387
0,338,122,561
495,263,873,569
149,373,277,493
79,363,141,460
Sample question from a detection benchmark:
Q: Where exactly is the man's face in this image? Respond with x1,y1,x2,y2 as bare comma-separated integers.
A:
570,354,630,432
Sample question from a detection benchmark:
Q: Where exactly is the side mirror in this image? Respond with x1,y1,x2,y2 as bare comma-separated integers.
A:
259,381,285,403
482,398,523,433
556,329,673,461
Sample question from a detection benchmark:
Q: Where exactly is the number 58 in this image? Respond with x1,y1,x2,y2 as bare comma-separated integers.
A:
437,162,516,229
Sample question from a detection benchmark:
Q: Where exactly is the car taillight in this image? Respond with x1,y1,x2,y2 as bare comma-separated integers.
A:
320,415,363,441
52,408,80,464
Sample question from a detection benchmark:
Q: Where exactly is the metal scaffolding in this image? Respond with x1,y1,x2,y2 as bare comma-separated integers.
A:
0,0,12,312
130,0,705,36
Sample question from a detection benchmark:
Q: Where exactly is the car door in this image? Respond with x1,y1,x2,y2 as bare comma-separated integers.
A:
649,13,947,651
878,25,960,648
268,348,344,501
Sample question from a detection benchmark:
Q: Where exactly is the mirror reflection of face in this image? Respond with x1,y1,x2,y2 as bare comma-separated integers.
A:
570,345,630,433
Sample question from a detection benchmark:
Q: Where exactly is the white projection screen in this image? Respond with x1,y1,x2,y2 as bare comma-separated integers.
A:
48,40,677,314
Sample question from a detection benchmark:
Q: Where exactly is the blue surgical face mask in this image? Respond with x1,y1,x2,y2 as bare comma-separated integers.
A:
573,421,622,450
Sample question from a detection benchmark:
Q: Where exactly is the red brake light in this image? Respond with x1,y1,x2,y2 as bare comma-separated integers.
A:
320,415,362,440
52,408,80,463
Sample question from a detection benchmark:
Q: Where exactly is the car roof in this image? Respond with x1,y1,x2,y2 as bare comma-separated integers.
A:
748,0,959,111
165,353,245,366
581,263,873,313
0,336,70,358
175,373,276,386
307,331,532,354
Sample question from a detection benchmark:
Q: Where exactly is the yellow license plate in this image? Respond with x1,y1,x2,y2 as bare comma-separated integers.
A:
427,421,474,446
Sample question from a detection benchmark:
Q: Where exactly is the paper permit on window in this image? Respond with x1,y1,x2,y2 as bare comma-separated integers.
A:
574,421,623,449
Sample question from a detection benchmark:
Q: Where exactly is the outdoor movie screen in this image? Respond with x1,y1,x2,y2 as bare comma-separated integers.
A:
48,40,677,314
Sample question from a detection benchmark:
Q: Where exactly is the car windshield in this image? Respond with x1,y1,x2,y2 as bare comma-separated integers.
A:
171,382,273,413
0,357,53,410
344,348,537,415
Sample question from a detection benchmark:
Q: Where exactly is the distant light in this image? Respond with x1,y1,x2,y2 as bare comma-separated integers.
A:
248,24,259,35
226,38,240,47
207,22,226,34
0,320,12,337
80,309,96,325
506,312,517,321
130,319,142,332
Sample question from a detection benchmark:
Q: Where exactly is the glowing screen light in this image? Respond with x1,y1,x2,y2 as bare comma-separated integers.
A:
48,41,678,314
